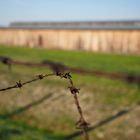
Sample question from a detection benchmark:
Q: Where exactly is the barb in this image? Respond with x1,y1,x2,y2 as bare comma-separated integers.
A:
0,56,12,71
0,72,89,140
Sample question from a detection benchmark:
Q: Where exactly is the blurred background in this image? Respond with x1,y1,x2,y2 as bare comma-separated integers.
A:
0,0,140,140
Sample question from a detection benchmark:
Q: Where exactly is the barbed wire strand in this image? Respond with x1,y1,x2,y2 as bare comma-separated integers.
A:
1,56,140,84
0,73,55,91
56,72,89,140
0,72,89,140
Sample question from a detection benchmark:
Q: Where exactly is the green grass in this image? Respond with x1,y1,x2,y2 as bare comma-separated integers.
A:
0,118,64,140
0,45,140,75
0,45,140,140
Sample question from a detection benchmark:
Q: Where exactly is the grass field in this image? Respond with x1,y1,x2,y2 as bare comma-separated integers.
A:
0,45,140,140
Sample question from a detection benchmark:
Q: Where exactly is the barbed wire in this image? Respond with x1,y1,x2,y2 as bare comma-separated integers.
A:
0,71,89,140
1,56,140,84
0,73,54,91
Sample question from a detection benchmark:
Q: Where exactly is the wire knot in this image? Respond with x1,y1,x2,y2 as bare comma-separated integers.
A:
63,72,72,79
56,71,72,79
0,56,11,65
37,74,44,80
16,81,22,88
56,71,62,77
76,119,89,129
68,86,80,94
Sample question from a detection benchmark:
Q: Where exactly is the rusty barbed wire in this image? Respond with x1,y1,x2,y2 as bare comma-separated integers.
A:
0,73,55,91
56,72,89,140
0,71,89,140
0,55,140,84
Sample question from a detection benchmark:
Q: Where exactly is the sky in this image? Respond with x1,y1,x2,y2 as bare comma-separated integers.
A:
0,0,140,26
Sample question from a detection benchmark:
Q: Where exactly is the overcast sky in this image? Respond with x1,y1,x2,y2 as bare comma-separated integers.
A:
0,0,140,26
